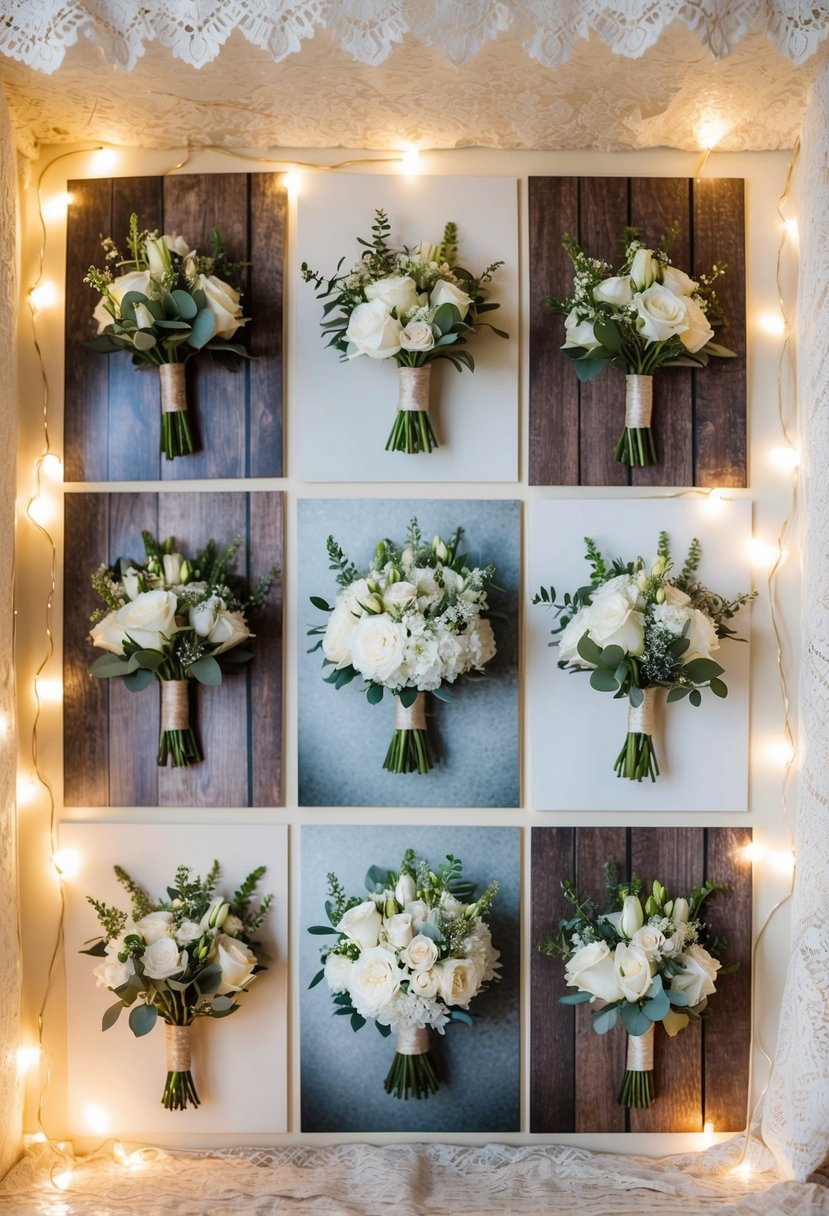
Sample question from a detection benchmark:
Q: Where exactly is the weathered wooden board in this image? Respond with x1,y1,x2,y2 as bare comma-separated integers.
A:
528,177,746,488
63,491,283,806
530,827,752,1132
64,173,285,481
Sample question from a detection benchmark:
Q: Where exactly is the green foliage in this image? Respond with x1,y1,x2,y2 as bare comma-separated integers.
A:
326,535,359,588
113,866,154,921
86,896,128,943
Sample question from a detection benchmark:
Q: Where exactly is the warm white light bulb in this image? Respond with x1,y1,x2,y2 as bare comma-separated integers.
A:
52,848,81,879
29,282,58,311
701,487,726,514
749,537,779,569
27,495,58,527
770,848,796,877
84,1104,111,1135
39,453,63,480
35,677,63,705
17,1046,41,1077
696,115,729,151
743,841,765,863
400,146,421,175
283,170,300,198
42,192,74,222
765,738,795,767
783,217,798,241
768,445,799,473
702,1120,716,1147
756,311,786,338
16,774,39,806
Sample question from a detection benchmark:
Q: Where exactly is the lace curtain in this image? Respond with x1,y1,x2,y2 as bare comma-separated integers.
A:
761,60,829,1182
0,1,826,73
0,83,21,1179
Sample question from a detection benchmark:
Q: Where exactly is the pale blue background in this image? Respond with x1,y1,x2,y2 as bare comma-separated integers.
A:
298,499,520,807
300,825,520,1132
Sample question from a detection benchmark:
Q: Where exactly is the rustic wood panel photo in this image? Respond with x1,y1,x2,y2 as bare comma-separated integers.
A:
530,826,752,1133
528,176,746,488
64,172,285,481
64,491,283,807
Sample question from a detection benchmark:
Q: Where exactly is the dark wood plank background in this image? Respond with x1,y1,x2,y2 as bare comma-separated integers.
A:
528,177,746,487
530,826,752,1132
64,491,283,806
64,173,285,481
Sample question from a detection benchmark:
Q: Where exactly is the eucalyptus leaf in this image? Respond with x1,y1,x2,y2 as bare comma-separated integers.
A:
189,656,223,686
398,686,419,709
620,1003,652,1037
430,685,455,703
559,992,591,1005
591,1005,619,1035
128,1003,158,1038
590,667,620,693
101,1002,123,1032
188,307,217,350
366,683,384,705
123,667,156,692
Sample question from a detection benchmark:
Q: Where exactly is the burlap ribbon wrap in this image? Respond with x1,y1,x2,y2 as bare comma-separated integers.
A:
397,365,431,413
165,1023,191,1072
394,691,427,731
161,680,190,732
159,363,187,415
627,686,657,736
624,374,653,428
396,1025,430,1056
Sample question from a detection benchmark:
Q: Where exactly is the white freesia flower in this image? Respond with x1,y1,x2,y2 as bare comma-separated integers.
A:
630,247,661,290
562,308,601,352
216,934,258,994
162,233,193,258
348,946,401,1019
93,952,134,991
564,940,624,1003
400,321,435,351
394,873,416,906
134,910,174,944
680,295,714,353
121,567,142,601
593,276,633,307
142,936,187,980
633,284,689,345
145,236,172,278
620,895,645,938
672,897,690,926
429,279,473,320
350,613,407,684
670,944,720,1007
385,913,413,949
337,900,382,950
324,951,354,994
364,275,422,317
345,299,402,359
434,957,479,1008
93,270,152,332
614,942,655,1002
162,553,184,585
405,934,439,973
196,273,245,340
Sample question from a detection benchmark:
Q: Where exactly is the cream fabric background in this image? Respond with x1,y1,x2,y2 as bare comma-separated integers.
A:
0,83,21,1178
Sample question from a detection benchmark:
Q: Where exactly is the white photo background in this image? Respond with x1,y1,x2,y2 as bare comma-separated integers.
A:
527,497,752,812
291,174,519,483
60,823,289,1135
297,498,520,808
300,824,520,1132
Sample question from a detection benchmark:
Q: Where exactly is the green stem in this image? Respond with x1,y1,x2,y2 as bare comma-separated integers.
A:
160,409,195,461
385,410,439,455
383,1051,440,1100
617,1067,655,1109
613,731,659,782
613,425,657,468
382,727,433,775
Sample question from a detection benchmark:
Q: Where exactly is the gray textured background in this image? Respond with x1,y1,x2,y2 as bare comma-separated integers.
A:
298,499,520,807
300,825,520,1132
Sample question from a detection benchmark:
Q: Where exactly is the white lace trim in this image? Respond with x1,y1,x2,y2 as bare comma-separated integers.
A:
0,1,827,73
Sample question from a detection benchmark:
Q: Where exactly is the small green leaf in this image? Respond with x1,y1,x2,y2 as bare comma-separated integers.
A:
307,925,340,935
375,1021,392,1038
620,1003,652,1037
308,969,325,990
591,1005,619,1035
560,992,591,1005
683,658,725,683
430,685,455,703
350,1012,367,1032
188,656,223,686
451,1009,474,1026
709,678,728,698
310,596,332,612
89,654,131,679
576,634,602,665
598,644,625,669
398,686,419,709
366,683,384,705
590,668,619,693
128,1003,158,1038
102,1002,123,1032
123,668,155,692
689,688,702,707
188,307,217,350
666,686,690,703
171,289,198,320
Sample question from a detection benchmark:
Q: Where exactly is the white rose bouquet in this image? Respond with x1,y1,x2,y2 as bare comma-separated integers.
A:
545,227,736,467
309,849,500,1100
85,213,250,460
301,209,507,454
538,860,734,1109
89,530,277,768
309,519,497,775
82,861,272,1111
533,532,754,781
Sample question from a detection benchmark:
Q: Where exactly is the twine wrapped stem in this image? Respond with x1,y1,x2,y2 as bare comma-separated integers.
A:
157,362,195,460
383,692,433,775
386,365,438,454
614,373,657,467
162,1021,200,1111
614,687,660,782
618,1023,656,1109
157,678,202,768
384,1025,439,1100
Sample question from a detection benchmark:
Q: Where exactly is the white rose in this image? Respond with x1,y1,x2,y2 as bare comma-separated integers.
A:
364,275,422,317
620,895,645,938
405,934,439,973
405,900,429,930
196,273,245,340
614,943,655,1002
134,910,174,944
466,617,496,669
337,900,382,950
400,321,435,351
324,951,354,995
142,937,187,981
93,270,152,332
631,925,666,960
145,236,172,278
429,279,473,320
634,284,689,345
206,608,250,656
394,873,417,906
162,553,184,585
350,613,407,684
321,602,359,670
562,308,601,352
222,913,244,937
345,299,402,359
110,589,178,653
564,941,624,1003
410,968,440,1000
679,295,714,354
216,933,257,994
593,276,633,307
384,913,413,949
630,247,661,290
664,583,691,607
671,944,720,1007
557,609,595,668
162,233,193,258
434,957,479,1007
119,567,142,601
686,608,720,660
348,946,401,1019
383,581,418,612
661,266,698,297
93,953,134,991
587,585,645,656
174,919,203,945
189,601,219,637
672,897,690,926
89,611,128,655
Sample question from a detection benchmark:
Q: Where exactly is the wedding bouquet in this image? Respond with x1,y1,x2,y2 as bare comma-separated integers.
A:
309,849,500,1099
82,861,272,1111
545,227,736,466
309,519,496,774
301,209,507,453
533,532,754,781
89,530,277,767
85,214,251,459
538,861,734,1109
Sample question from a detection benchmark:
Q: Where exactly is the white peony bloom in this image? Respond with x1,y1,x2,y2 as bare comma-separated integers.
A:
562,308,601,352
466,617,496,668
429,279,473,321
364,275,422,317
565,941,624,1003
383,581,418,612
337,900,382,950
614,943,656,1002
142,937,187,980
633,284,690,345
174,919,203,945
350,613,407,684
134,910,174,944
347,946,401,1020
196,273,245,340
405,900,429,930
345,299,402,359
593,276,633,307
216,934,258,994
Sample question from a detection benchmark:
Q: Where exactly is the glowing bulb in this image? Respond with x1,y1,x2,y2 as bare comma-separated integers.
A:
756,311,786,338
768,445,799,472
35,677,63,705
743,841,765,863
42,192,74,221
696,115,729,151
701,487,726,514
702,1120,716,1147
27,495,58,527
16,774,39,806
84,1104,111,1135
770,848,796,877
52,848,81,879
29,282,58,311
783,217,798,241
17,1046,41,1077
23,1132,47,1147
53,1169,73,1191
39,453,63,480
749,537,779,569
113,1143,128,1164
731,1160,753,1178
92,147,118,173
765,738,795,767
400,146,421,175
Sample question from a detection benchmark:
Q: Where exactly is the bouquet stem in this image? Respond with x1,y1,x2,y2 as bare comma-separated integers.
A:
618,1024,655,1109
163,1022,200,1111
614,375,656,468
383,1027,439,1100
614,688,659,782
158,679,202,767
386,365,438,455
159,363,195,461
383,692,433,775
